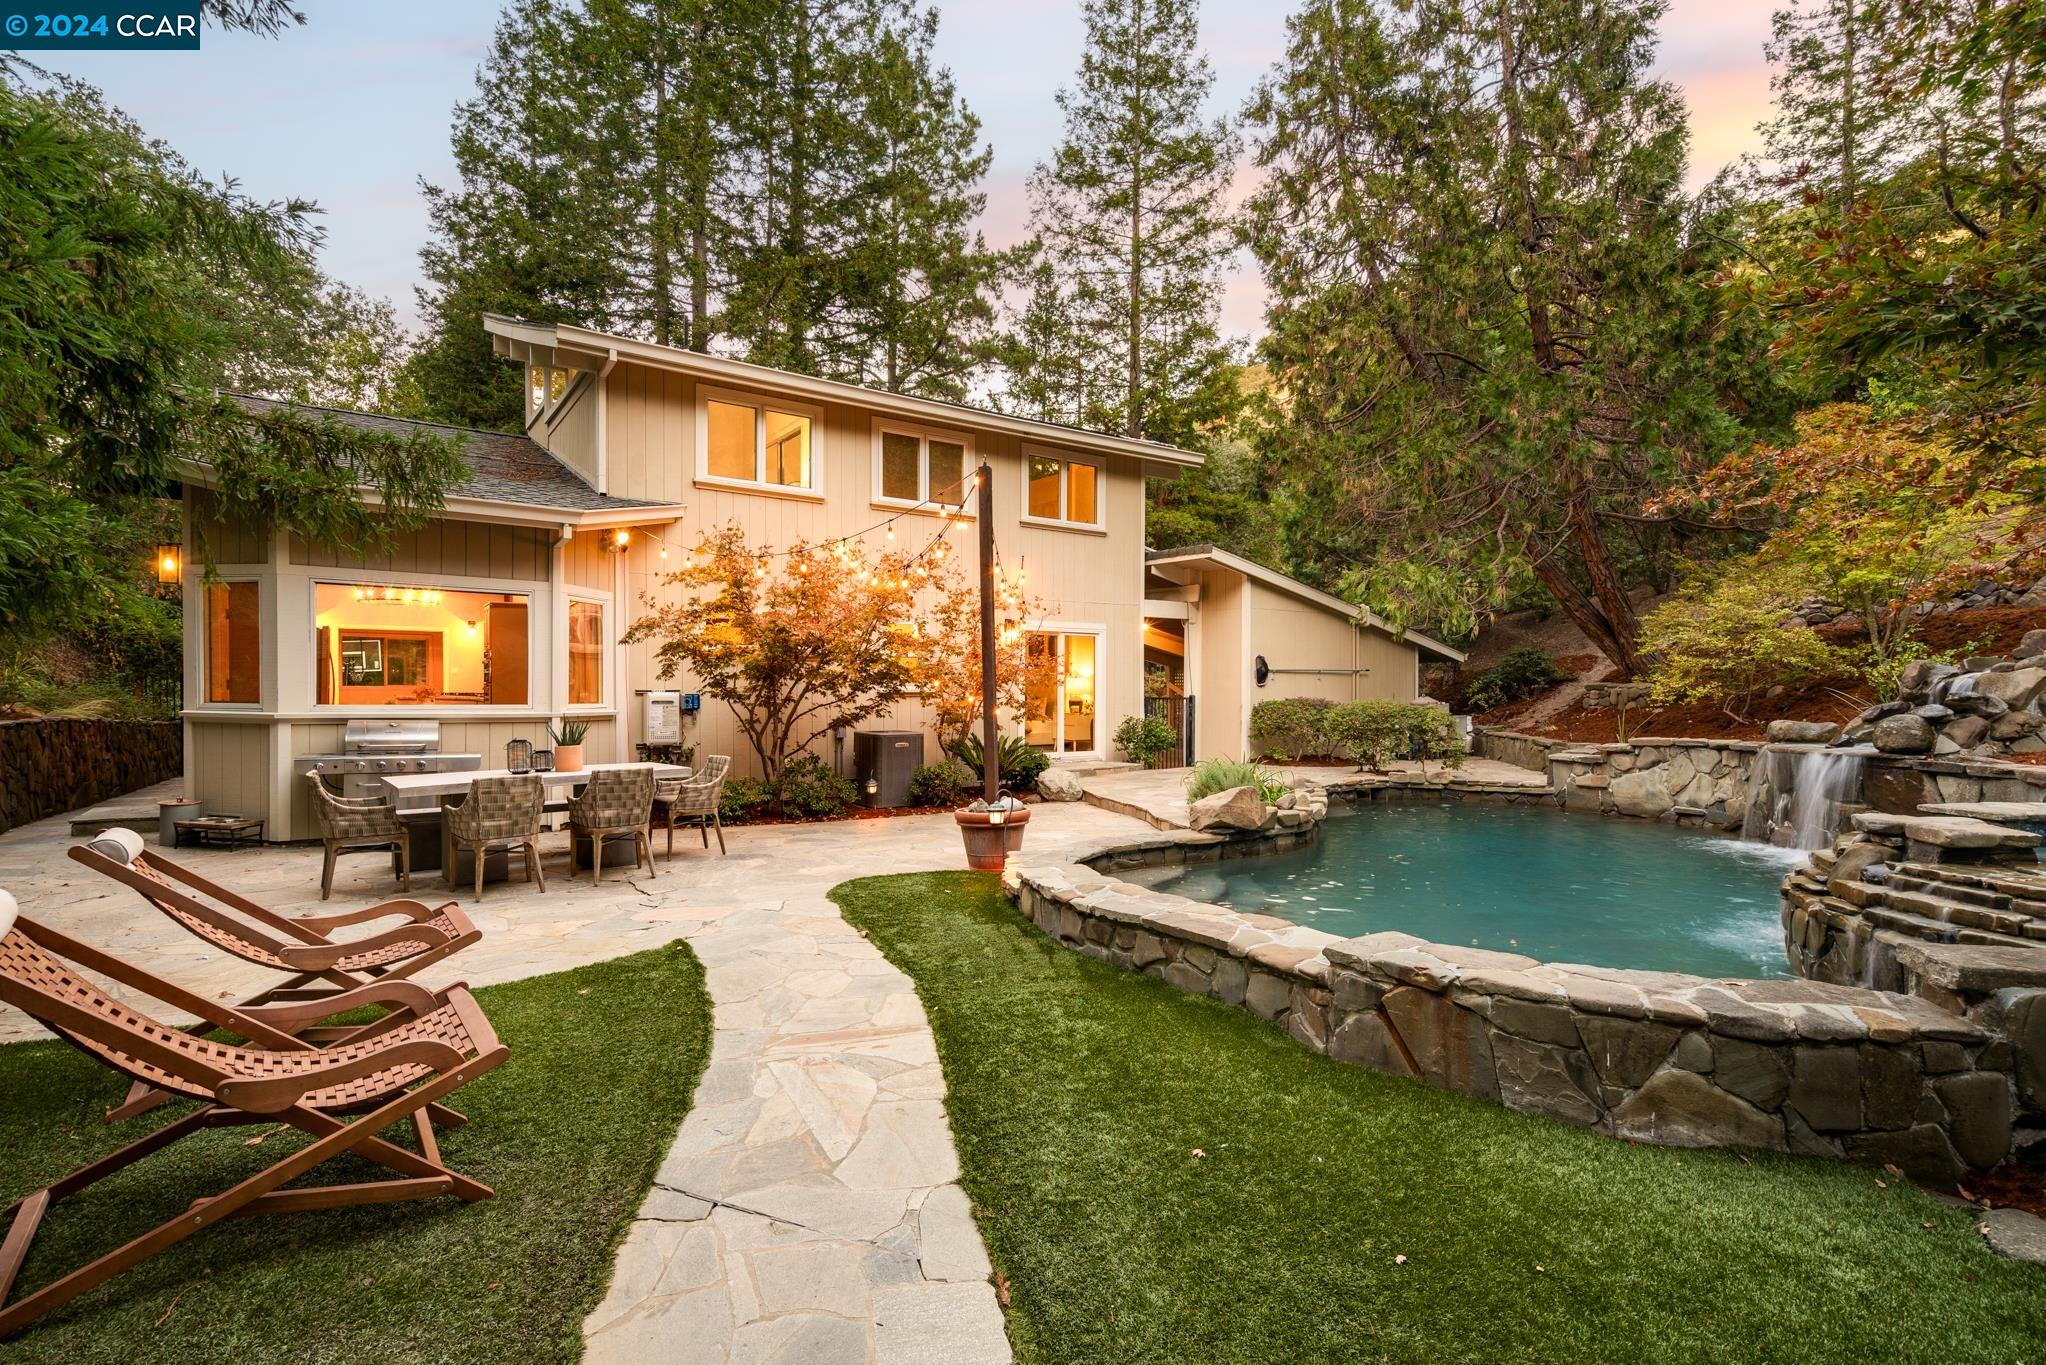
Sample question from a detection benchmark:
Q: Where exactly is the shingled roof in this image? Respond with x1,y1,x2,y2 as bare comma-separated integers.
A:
229,395,672,514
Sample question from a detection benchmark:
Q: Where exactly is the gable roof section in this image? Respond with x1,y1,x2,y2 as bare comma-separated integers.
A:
485,315,1205,473
1146,544,1467,663
221,395,682,524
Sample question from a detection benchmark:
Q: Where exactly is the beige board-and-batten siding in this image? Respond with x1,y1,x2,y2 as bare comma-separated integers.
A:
1188,571,1423,761
595,359,1149,779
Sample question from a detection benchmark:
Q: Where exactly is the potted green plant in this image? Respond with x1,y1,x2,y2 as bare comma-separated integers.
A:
550,718,590,772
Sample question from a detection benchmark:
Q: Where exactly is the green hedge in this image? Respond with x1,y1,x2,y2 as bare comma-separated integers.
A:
1247,697,1464,771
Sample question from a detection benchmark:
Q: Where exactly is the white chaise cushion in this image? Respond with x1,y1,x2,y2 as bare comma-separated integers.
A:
86,828,147,865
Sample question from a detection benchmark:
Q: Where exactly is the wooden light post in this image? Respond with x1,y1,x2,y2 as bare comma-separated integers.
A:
977,460,999,803
954,458,1030,868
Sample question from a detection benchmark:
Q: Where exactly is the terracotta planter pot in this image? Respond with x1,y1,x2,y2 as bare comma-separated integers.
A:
955,806,1030,871
555,744,585,773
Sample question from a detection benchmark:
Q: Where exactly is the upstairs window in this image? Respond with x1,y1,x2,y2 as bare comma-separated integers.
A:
874,423,970,509
699,386,820,495
1023,448,1103,529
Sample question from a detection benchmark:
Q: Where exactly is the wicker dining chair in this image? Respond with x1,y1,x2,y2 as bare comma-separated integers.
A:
444,774,546,898
567,767,657,884
654,754,731,857
305,771,410,901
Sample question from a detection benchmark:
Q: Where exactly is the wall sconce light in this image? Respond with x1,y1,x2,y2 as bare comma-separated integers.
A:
154,544,182,586
606,528,633,553
465,619,480,636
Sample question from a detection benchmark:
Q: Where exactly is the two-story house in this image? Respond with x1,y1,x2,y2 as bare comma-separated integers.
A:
176,316,1459,841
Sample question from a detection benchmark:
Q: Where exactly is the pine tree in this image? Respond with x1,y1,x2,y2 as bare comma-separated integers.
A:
1025,0,1240,445
412,0,627,429
1000,262,1103,427
412,0,1010,417
832,12,1020,399
1759,0,1911,217
1243,0,1787,676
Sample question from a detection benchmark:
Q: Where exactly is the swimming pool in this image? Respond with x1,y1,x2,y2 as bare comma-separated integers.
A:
1120,801,1803,978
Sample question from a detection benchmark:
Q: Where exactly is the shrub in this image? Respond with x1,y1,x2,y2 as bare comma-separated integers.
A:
909,761,968,808
771,753,859,819
1639,566,1849,721
1324,701,1466,772
1186,756,1288,805
719,776,771,825
949,733,1050,792
1113,715,1177,768
1460,647,1569,712
1248,697,1338,760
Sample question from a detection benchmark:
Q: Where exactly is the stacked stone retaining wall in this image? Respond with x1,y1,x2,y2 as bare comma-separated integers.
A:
1471,730,1765,831
0,719,181,835
1009,847,2012,1182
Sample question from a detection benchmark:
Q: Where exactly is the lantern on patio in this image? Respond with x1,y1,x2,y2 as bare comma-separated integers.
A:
506,738,534,775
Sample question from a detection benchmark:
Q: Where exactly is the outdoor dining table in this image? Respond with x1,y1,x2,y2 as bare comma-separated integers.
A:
380,762,690,880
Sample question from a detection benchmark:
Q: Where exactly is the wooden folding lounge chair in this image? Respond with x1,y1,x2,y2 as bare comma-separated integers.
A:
0,889,508,1339
68,830,484,1121
69,828,481,1009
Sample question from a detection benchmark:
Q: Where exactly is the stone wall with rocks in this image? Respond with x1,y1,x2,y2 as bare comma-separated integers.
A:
1009,848,2013,1182
1779,806,2046,1145
1844,635,2046,762
1470,728,1564,773
1546,740,1763,830
0,719,181,835
1475,729,1772,833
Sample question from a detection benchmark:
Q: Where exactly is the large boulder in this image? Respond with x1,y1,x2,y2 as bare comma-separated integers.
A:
1608,767,1673,819
2016,629,2046,662
1188,785,1270,833
1871,713,1936,754
1897,660,1959,699
1765,720,1843,745
1974,666,2046,712
1036,767,1085,802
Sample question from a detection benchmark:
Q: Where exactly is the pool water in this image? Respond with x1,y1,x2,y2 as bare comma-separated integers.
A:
1123,802,1804,979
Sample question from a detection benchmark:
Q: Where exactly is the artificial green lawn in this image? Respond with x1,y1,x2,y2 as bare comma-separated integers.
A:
834,872,2046,1363
0,941,710,1363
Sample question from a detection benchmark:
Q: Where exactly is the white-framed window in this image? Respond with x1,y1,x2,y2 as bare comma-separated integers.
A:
1021,446,1105,530
872,420,972,510
696,384,824,497
1022,627,1103,755
527,365,571,417
203,579,262,706
566,596,607,708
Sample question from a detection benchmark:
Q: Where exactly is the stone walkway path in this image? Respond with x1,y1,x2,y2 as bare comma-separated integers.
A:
0,792,1176,1362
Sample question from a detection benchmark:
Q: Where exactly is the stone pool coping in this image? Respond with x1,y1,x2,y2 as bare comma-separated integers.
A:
1006,809,2015,1182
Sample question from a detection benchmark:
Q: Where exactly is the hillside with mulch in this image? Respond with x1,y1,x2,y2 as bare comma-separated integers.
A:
1466,604,2046,743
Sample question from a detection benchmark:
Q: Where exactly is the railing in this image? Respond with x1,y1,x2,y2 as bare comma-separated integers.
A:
1143,694,1195,768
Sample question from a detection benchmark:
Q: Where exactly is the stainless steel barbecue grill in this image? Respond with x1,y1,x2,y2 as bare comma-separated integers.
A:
292,719,482,801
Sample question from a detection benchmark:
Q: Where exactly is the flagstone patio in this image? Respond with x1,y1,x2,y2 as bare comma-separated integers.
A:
0,792,1193,1363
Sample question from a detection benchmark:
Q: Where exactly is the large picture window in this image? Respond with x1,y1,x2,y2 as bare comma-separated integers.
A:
874,423,969,509
568,599,605,706
314,583,529,707
205,581,261,705
698,387,820,495
1023,448,1103,529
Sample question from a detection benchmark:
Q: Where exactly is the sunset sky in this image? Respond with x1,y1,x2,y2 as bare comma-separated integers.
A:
41,0,1785,342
